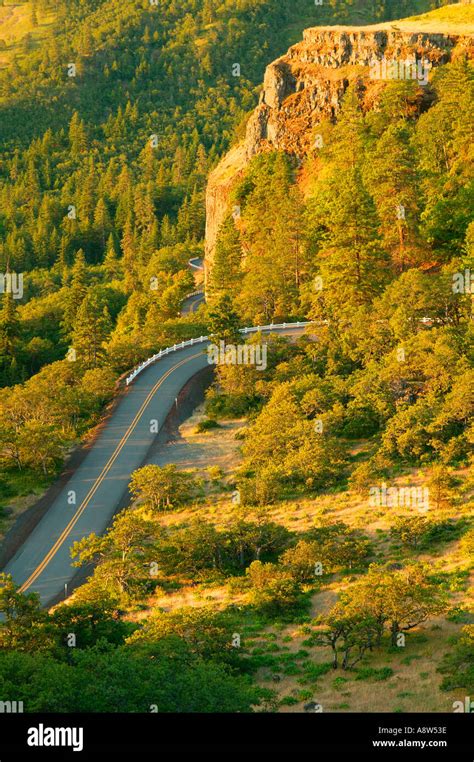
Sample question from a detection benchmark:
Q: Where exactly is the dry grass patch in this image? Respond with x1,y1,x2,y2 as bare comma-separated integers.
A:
0,2,55,68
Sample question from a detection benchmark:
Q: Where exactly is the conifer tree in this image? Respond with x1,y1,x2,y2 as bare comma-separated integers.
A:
72,293,112,368
68,112,88,159
208,215,242,297
61,249,88,338
103,234,122,278
364,123,422,270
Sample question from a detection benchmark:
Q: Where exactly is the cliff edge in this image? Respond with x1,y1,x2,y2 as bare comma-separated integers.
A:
204,8,474,282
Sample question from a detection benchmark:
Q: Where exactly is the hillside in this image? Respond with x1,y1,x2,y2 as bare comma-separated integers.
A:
0,2,56,68
117,405,473,713
205,2,474,271
0,1,454,521
402,2,474,30
0,0,472,722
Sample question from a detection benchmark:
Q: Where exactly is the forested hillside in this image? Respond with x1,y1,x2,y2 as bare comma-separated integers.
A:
0,0,448,514
198,2,473,712
0,0,472,716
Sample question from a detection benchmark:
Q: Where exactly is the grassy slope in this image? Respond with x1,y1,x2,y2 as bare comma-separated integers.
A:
403,2,474,31
0,1,56,67
305,3,474,33
123,405,473,713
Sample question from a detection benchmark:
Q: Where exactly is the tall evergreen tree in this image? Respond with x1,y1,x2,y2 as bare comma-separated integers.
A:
72,293,112,368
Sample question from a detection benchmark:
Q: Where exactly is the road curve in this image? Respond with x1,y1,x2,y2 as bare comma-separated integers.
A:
188,257,204,271
3,326,307,606
181,291,205,315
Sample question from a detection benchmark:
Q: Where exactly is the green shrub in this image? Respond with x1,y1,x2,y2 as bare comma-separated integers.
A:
355,667,394,682
197,419,221,433
439,625,474,693
280,695,299,706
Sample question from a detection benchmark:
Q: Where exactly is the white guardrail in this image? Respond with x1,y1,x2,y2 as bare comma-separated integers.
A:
125,321,315,386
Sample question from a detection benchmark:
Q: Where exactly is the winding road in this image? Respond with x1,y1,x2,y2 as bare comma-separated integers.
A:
3,324,309,606
181,291,204,315
181,257,205,314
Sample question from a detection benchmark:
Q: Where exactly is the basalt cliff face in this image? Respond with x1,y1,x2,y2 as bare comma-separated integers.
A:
204,23,473,280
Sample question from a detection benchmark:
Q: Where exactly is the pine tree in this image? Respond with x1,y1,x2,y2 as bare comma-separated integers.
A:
237,153,305,323
208,215,242,297
160,215,176,247
364,123,422,271
328,84,367,170
72,293,112,368
103,234,122,278
61,249,88,338
93,197,112,252
56,236,69,280
207,294,241,344
315,165,388,309
0,293,21,385
121,218,137,292
133,185,156,238
0,292,20,353
68,112,88,159
114,166,134,230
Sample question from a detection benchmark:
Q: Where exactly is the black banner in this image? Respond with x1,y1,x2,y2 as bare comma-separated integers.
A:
0,712,472,758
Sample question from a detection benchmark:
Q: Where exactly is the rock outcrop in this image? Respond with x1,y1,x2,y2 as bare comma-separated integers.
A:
205,21,474,281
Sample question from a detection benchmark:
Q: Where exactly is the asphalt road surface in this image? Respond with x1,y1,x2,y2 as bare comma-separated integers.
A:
3,326,306,606
188,256,203,271
181,291,204,315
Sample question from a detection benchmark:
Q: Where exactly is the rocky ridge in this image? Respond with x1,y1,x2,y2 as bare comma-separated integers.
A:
204,21,474,279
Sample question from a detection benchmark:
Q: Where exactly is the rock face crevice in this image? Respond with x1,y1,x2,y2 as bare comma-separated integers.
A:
205,22,473,279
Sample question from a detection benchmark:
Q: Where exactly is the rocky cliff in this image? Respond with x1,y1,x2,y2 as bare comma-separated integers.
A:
204,19,474,281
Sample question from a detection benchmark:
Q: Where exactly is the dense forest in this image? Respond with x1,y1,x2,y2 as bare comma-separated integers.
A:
0,0,472,714
0,0,454,468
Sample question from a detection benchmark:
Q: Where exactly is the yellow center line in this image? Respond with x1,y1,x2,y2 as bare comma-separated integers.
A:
19,350,204,593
